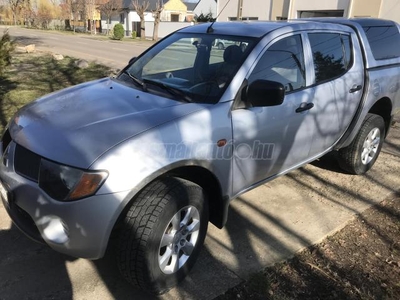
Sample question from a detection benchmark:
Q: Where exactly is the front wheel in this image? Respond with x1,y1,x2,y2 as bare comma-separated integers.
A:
116,177,208,295
337,113,385,174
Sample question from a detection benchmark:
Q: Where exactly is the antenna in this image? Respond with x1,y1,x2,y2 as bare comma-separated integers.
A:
207,0,234,33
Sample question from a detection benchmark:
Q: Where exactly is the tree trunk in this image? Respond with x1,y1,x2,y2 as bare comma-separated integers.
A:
106,17,110,35
153,20,159,41
140,18,145,40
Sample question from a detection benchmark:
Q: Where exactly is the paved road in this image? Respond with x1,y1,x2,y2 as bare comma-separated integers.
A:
1,26,153,69
1,27,400,300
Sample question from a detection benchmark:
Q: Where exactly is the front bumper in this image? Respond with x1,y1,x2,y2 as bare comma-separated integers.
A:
0,141,130,259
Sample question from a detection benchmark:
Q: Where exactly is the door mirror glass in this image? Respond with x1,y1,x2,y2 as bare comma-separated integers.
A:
246,80,285,107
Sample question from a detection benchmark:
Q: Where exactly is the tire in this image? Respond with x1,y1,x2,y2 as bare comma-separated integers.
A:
217,42,224,50
116,177,208,295
337,113,385,175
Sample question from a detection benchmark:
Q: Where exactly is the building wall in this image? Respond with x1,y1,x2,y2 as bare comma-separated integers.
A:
288,0,351,18
145,21,192,38
217,0,400,23
217,0,271,21
379,0,400,22
271,0,291,20
349,0,381,17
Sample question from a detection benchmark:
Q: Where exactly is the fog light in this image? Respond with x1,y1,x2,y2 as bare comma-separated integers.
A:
40,216,69,244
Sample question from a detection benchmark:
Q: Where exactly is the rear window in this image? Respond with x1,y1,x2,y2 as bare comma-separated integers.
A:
363,25,400,60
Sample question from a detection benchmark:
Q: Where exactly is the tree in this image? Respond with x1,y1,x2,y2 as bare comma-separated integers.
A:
0,29,15,76
195,12,215,23
36,0,56,29
152,0,162,41
85,0,96,34
61,0,76,31
99,0,120,35
7,0,30,25
132,0,148,40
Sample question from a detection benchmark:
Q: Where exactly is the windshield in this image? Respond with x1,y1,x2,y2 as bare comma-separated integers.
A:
117,33,257,104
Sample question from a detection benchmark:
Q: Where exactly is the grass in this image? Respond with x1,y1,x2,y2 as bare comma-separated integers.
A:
0,51,113,133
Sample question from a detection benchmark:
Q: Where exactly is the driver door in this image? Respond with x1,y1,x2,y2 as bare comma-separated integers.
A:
231,34,315,195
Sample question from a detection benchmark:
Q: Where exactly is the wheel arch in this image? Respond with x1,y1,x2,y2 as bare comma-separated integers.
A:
368,97,393,137
165,166,227,229
111,164,228,242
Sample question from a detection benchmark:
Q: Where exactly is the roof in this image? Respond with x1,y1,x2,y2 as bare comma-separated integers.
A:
121,0,160,10
178,21,297,37
178,20,355,38
184,2,197,11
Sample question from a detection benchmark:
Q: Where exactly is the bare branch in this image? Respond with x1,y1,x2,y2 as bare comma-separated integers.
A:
132,0,149,40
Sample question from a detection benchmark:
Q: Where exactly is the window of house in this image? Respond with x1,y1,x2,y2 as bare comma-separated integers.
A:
228,17,258,21
119,13,125,24
362,25,400,60
299,10,344,18
248,35,306,92
308,33,352,83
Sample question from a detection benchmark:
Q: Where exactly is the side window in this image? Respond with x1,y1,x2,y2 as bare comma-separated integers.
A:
362,25,400,60
248,35,306,92
308,33,352,83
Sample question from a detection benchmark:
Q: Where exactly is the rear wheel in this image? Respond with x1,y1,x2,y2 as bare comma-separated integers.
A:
116,177,208,295
337,113,385,174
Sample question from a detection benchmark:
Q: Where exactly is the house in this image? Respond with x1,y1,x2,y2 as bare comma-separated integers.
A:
102,0,195,37
217,0,400,23
102,0,158,37
161,0,189,22
183,1,197,22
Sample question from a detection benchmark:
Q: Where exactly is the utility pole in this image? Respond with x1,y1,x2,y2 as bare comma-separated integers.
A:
237,0,243,20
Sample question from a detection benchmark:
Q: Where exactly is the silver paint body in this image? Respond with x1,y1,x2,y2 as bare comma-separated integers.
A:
1,20,399,259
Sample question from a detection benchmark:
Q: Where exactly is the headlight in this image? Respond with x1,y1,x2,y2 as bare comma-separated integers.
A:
39,159,108,201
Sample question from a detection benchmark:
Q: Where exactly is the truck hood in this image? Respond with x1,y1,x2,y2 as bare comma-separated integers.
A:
9,78,206,168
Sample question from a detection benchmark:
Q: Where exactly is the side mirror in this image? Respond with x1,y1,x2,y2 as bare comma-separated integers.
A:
245,80,285,107
128,56,137,65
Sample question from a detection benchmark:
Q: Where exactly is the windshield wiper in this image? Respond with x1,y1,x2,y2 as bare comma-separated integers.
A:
122,70,146,90
143,79,192,103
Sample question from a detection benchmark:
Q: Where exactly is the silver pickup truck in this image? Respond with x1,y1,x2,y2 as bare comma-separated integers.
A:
1,18,400,294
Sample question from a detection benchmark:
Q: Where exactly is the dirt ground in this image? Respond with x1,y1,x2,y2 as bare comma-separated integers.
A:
216,192,400,300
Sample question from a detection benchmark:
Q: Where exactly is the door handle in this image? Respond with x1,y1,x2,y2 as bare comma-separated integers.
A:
296,102,314,113
349,84,362,93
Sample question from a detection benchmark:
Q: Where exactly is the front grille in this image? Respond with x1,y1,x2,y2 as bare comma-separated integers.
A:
14,144,41,182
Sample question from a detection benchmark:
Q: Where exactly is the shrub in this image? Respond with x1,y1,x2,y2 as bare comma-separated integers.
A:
195,12,215,23
131,31,137,39
113,24,125,40
0,30,15,76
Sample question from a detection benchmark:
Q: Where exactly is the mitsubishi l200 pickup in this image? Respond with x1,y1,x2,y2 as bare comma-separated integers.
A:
1,18,400,294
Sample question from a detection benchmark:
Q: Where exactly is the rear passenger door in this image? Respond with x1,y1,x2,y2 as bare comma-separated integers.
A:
307,31,364,157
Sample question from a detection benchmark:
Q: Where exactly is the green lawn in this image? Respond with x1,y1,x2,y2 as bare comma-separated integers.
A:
0,52,113,133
